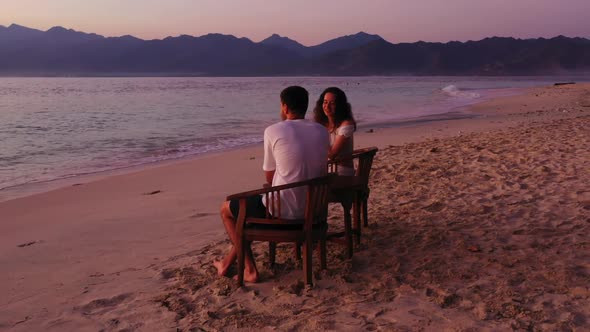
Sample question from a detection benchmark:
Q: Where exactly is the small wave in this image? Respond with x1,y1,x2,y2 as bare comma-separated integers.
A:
149,136,264,161
441,85,481,99
0,135,264,196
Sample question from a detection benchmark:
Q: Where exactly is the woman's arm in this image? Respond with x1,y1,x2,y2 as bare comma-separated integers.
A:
328,121,354,159
329,134,350,159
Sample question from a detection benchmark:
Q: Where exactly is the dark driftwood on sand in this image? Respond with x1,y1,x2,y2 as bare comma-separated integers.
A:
554,82,575,86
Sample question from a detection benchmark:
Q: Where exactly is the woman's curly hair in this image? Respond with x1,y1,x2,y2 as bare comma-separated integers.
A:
313,87,356,131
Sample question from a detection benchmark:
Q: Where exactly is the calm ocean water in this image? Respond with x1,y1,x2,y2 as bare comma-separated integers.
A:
1,76,588,201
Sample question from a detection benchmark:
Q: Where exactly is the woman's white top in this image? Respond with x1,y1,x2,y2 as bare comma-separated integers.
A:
331,125,355,176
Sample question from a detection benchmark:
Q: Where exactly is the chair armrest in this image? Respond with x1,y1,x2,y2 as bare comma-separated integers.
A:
352,147,379,157
226,186,276,201
328,147,378,165
327,155,356,175
328,154,356,164
226,175,333,201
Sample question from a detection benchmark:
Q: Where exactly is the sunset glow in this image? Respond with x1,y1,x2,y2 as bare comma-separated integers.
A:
1,0,589,45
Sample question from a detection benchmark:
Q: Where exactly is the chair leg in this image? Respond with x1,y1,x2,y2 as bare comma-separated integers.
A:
343,205,353,259
237,236,245,287
353,192,361,245
303,237,313,286
269,242,276,267
362,196,369,227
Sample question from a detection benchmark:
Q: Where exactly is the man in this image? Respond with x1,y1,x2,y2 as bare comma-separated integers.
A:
214,86,330,282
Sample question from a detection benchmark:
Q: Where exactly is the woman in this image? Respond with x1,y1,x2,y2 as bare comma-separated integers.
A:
313,87,357,175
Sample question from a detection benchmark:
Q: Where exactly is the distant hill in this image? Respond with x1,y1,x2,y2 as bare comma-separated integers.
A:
305,32,384,58
260,34,306,56
0,24,589,76
0,24,44,42
284,37,590,76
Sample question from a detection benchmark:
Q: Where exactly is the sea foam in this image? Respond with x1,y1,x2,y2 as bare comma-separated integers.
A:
442,85,481,99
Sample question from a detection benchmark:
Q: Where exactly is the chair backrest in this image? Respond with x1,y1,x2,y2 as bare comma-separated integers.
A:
328,146,378,186
353,147,378,186
304,176,331,228
228,175,332,227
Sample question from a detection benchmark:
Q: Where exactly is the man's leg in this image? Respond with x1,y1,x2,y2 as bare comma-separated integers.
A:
213,200,259,282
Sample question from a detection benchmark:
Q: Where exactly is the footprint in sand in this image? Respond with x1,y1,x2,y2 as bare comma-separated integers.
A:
423,201,445,212
76,293,133,315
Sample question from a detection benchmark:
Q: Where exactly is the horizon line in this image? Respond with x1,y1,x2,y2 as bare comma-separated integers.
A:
1,22,588,47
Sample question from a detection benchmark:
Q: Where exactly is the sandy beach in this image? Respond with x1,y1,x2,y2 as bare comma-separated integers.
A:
1,83,589,331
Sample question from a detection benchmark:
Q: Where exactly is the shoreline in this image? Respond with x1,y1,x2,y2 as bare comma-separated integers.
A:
0,142,264,203
1,83,588,330
0,86,526,204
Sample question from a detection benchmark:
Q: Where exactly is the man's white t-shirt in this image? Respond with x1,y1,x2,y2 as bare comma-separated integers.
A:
263,119,330,219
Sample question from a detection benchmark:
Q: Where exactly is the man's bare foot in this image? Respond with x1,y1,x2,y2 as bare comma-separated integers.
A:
233,269,259,283
213,260,229,276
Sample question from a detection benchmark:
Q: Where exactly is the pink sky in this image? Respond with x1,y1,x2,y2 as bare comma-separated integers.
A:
1,0,589,45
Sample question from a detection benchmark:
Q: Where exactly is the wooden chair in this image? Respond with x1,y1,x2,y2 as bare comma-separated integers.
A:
351,147,379,228
227,175,332,286
327,147,378,258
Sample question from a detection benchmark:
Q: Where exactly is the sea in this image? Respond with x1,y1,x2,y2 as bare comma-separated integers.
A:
1,76,588,202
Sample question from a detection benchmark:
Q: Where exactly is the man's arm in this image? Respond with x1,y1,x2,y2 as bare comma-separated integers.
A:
265,170,275,185
263,127,276,186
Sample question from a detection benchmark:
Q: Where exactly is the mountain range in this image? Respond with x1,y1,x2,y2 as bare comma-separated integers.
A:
1,24,589,76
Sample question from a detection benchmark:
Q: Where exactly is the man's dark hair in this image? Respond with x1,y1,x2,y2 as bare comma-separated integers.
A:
280,86,309,116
